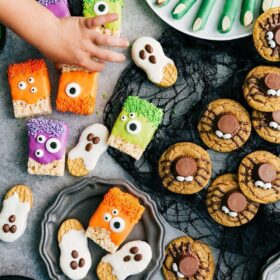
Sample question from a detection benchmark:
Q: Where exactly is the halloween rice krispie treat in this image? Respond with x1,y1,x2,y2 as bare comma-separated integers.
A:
86,187,145,253
83,0,124,36
38,0,71,17
7,59,52,118
56,65,98,115
27,118,68,176
108,96,163,160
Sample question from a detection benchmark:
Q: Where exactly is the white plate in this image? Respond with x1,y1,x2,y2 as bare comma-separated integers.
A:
146,0,280,41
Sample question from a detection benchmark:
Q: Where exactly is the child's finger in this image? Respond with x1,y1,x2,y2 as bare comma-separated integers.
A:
92,47,125,62
79,57,105,72
83,14,118,29
93,33,129,48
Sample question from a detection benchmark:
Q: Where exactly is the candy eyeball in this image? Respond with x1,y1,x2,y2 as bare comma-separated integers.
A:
30,87,37,93
129,112,136,119
126,120,142,135
35,149,44,158
267,89,277,96
28,77,35,84
269,121,279,129
93,1,109,15
268,40,276,48
18,81,27,90
104,213,112,222
110,217,125,233
65,83,81,98
37,135,46,143
112,209,119,216
121,115,127,121
46,138,62,153
266,31,274,40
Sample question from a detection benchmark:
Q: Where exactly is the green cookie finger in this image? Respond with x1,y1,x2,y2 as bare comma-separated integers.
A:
171,0,196,20
261,0,273,12
192,0,216,31
156,0,171,7
240,0,257,27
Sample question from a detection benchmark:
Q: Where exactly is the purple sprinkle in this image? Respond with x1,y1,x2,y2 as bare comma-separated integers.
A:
27,118,66,138
37,0,65,6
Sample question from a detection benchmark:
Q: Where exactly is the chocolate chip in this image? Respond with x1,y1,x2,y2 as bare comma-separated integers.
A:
71,250,78,259
130,246,139,254
123,255,131,262
85,143,93,152
139,50,146,60
271,111,280,124
93,137,100,144
134,254,143,261
3,224,9,233
79,258,85,267
9,215,16,223
70,261,78,270
264,73,280,89
175,157,197,177
149,55,156,64
87,133,94,141
145,44,153,53
257,163,277,183
10,225,17,233
275,29,280,46
179,256,199,276
225,191,247,213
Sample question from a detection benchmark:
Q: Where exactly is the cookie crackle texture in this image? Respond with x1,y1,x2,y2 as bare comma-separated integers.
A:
104,28,280,280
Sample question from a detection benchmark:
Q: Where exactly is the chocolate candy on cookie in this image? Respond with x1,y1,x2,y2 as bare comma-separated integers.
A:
206,174,259,227
243,66,280,112
58,219,92,280
158,142,212,195
27,118,69,176
131,37,178,88
0,185,33,243
238,151,280,204
7,59,52,118
198,99,252,152
97,240,152,280
38,0,71,17
162,236,215,280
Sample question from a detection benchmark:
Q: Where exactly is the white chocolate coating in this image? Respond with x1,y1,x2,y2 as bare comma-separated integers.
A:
59,229,92,280
102,240,152,280
0,193,31,243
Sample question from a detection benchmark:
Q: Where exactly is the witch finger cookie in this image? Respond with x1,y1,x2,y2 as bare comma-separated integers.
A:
238,151,280,204
163,236,215,280
198,99,251,152
131,37,178,88
158,142,212,195
58,219,92,280
206,174,259,227
243,66,280,112
0,185,33,243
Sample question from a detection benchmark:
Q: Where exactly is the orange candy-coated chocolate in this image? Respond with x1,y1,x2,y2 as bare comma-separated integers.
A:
88,187,145,247
56,69,98,115
7,59,51,104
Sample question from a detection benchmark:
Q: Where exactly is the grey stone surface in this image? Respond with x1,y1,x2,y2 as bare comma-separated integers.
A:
0,1,166,278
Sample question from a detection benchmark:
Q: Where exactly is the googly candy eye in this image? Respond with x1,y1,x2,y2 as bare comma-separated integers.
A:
65,83,81,98
268,40,276,48
267,89,277,96
112,209,119,216
103,213,112,222
126,120,142,135
35,149,44,158
129,113,136,119
93,1,109,15
266,31,274,40
121,115,127,121
46,138,62,153
18,81,27,90
110,217,125,233
30,87,37,93
28,77,35,84
37,135,46,143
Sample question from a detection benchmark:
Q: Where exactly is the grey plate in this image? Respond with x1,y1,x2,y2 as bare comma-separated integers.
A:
39,177,166,280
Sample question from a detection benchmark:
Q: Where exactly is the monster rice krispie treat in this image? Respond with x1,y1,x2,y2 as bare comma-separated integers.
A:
108,96,163,160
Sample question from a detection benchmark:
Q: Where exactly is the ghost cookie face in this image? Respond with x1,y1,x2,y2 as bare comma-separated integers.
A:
97,240,152,280
0,185,33,243
58,219,92,280
131,37,178,88
38,0,71,17
27,118,69,176
206,174,259,227
163,236,215,280
238,151,280,204
198,99,251,152
68,123,109,176
159,142,212,195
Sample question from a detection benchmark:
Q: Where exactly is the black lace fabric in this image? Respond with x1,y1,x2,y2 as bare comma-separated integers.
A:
104,29,280,280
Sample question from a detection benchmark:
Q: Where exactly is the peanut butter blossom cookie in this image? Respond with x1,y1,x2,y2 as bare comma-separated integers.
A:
163,236,215,280
243,66,280,112
206,174,259,227
158,142,211,195
238,151,280,204
253,7,280,62
198,99,251,152
252,110,280,143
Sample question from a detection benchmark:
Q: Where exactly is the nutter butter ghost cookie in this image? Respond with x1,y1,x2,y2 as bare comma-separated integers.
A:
131,37,178,88
198,99,251,152
58,219,92,280
243,66,280,112
27,118,68,176
97,240,152,280
158,142,212,195
253,7,280,62
68,123,109,176
163,236,215,280
108,96,163,160
83,0,123,36
38,0,71,17
238,151,280,204
0,185,33,243
86,187,145,253
7,59,52,118
206,174,259,227
56,65,98,115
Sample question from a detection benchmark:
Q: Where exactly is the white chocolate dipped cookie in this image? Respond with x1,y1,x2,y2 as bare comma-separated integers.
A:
131,37,178,88
97,240,152,280
67,124,109,176
58,219,92,280
0,185,33,243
